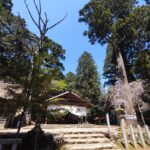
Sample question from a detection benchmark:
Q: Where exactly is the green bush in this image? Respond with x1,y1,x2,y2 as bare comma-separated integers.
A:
19,127,64,150
47,109,68,123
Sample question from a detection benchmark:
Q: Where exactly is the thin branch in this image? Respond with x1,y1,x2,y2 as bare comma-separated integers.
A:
44,12,49,25
33,0,45,29
33,0,41,16
43,12,49,32
38,0,44,24
39,0,42,15
24,0,40,31
47,13,68,31
24,0,67,49
33,0,41,30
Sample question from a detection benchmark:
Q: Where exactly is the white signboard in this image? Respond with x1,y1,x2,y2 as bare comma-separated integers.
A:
47,105,87,116
125,115,137,120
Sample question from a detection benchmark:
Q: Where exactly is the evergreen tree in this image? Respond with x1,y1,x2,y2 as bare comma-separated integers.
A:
65,72,76,91
135,50,150,104
103,41,137,86
103,45,118,86
79,0,150,117
0,0,12,11
0,0,33,114
76,51,104,121
0,0,66,128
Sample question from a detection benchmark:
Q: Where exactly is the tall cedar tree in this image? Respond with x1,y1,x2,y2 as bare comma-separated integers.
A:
76,51,103,121
103,42,137,86
79,0,150,117
103,1,150,101
134,1,150,104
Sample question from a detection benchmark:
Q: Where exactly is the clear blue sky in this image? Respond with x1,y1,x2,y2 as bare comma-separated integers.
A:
12,0,145,85
12,0,106,84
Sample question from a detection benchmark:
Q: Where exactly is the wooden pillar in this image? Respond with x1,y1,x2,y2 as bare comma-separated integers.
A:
145,125,150,140
106,113,111,135
121,119,128,150
12,144,18,150
137,125,146,148
129,125,137,149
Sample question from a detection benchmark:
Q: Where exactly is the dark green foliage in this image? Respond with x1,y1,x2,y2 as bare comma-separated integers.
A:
142,80,150,104
103,45,118,86
135,50,150,104
0,0,33,113
20,128,56,150
79,0,150,87
0,132,63,150
145,0,150,4
0,0,13,11
79,0,137,45
65,72,76,91
50,80,68,95
76,52,100,101
28,37,65,102
103,41,137,86
0,0,66,121
76,51,104,121
47,109,68,123
135,50,150,79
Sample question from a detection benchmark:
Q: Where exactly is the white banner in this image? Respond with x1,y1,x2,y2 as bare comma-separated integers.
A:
47,105,87,116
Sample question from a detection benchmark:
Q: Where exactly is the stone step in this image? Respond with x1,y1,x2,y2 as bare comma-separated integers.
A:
64,143,117,150
65,138,110,144
64,133,105,139
63,131,105,134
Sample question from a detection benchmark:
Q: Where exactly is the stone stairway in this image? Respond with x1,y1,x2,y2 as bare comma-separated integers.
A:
22,124,122,150
62,130,120,150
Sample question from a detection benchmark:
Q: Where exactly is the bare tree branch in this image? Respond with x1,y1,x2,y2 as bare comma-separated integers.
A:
33,0,41,30
47,13,68,31
24,0,40,31
24,0,67,49
39,0,45,25
33,0,45,30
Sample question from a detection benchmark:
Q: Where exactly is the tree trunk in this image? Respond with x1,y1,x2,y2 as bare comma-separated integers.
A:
117,50,134,112
113,42,137,125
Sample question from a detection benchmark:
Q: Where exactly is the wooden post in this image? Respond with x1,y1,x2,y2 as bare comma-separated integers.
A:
121,119,128,150
129,125,137,149
106,113,111,135
145,125,150,140
12,144,18,150
137,125,146,148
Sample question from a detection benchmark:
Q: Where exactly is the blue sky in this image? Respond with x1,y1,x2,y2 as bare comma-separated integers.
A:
12,0,145,85
12,0,106,84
